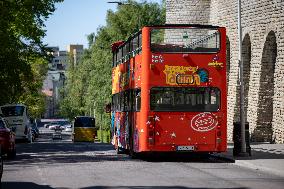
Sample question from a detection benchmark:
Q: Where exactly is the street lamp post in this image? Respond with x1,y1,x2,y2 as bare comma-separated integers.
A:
107,1,130,5
237,0,248,156
107,1,140,30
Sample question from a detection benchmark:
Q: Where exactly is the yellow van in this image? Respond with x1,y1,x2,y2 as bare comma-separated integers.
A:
72,116,96,142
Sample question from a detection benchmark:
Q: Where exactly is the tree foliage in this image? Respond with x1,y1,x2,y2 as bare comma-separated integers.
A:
0,0,63,117
19,57,49,118
60,0,165,127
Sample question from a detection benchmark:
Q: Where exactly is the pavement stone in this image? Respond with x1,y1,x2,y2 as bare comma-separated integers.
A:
218,143,284,177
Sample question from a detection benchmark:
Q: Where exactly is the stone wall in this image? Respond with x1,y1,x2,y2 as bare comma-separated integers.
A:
166,0,284,143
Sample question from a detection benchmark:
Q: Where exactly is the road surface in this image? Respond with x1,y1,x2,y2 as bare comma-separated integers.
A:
2,128,284,189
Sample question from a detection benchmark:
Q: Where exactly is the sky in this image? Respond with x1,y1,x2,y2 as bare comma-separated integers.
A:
43,0,162,51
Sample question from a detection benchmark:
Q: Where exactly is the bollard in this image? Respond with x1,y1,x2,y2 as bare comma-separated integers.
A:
233,122,251,156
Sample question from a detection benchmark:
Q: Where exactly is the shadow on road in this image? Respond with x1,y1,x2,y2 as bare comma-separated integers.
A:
81,186,248,189
3,133,258,167
224,144,284,160
139,153,231,163
1,182,249,189
4,139,235,167
2,182,56,189
2,131,239,166
4,142,128,167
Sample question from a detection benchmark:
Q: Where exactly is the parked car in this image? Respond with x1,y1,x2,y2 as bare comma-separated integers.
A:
0,117,16,158
48,122,61,130
65,124,72,132
49,121,70,131
44,123,51,128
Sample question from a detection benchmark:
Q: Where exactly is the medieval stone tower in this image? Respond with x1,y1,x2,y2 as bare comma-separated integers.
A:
166,0,284,143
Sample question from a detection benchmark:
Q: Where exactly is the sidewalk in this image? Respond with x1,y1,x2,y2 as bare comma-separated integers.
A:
218,143,284,177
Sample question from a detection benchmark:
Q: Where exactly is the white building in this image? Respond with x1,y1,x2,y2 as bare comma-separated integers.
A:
67,44,84,66
47,47,69,70
43,45,83,118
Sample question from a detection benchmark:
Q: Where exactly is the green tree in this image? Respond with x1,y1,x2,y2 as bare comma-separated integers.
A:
60,0,165,128
0,0,63,113
19,57,49,118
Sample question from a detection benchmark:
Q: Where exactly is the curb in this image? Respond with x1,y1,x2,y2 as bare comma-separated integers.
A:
234,160,284,177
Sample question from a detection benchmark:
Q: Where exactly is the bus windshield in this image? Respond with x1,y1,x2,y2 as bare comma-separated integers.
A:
1,106,25,117
150,87,220,112
151,28,220,53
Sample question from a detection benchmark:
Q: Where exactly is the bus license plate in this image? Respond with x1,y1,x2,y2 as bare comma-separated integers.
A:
177,146,194,151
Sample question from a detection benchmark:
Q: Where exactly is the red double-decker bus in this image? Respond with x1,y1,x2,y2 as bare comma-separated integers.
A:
111,24,227,156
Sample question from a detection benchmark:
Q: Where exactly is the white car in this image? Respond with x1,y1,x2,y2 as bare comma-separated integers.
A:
48,122,61,130
49,124,61,130
52,131,62,140
64,125,72,132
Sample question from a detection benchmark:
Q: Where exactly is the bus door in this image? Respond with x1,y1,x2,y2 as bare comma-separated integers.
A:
129,89,141,152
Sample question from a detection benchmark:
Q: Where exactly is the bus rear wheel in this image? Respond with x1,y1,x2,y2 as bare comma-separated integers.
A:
129,148,137,158
116,146,123,154
7,148,16,159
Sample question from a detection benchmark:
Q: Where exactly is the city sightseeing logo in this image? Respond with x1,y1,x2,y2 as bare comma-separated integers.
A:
190,112,218,132
208,55,223,68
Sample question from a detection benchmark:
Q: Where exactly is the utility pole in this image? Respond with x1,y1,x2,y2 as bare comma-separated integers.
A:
100,113,103,143
238,0,247,156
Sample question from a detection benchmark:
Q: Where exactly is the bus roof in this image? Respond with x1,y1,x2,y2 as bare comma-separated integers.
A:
111,24,224,51
144,24,222,28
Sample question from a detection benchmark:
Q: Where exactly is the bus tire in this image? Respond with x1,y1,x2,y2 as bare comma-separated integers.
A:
7,149,16,159
116,146,123,154
129,148,137,159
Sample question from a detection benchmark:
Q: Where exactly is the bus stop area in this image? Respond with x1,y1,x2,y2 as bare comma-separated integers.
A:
216,143,284,177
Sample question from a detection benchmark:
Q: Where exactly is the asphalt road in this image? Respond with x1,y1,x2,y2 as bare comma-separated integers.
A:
1,128,284,189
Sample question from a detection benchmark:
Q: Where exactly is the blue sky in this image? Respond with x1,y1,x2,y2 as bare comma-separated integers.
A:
43,0,162,50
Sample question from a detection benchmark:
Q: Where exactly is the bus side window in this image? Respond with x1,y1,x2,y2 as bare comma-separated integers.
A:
129,90,133,111
121,45,125,63
123,91,129,112
119,92,123,112
115,93,119,111
129,39,133,55
116,93,120,112
126,41,130,61
138,32,142,54
126,90,131,112
117,48,122,64
133,89,141,111
113,52,116,67
133,36,138,52
112,95,114,111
